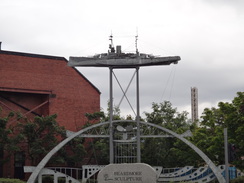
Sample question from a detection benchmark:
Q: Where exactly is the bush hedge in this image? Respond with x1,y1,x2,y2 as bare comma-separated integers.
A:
0,178,25,183
230,176,244,183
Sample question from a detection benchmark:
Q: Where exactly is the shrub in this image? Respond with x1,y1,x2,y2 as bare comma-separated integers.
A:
0,178,25,183
230,176,244,183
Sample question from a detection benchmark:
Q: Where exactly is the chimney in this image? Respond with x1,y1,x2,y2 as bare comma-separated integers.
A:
116,45,121,55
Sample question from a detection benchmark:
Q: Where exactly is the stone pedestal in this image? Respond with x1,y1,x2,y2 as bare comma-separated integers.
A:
97,163,157,183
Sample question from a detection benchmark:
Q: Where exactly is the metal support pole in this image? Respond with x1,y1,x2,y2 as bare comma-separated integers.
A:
224,128,229,183
136,67,141,163
109,67,114,163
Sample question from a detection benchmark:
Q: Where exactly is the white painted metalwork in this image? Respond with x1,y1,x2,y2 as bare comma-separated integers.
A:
25,165,227,183
26,120,226,183
24,166,81,183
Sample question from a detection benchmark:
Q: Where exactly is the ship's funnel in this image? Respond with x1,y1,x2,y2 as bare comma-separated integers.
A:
116,45,121,54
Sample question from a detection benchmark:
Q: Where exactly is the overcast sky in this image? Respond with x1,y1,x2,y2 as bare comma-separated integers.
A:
1,0,244,119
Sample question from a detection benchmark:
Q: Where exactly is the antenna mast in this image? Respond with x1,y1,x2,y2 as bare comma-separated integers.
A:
135,29,139,55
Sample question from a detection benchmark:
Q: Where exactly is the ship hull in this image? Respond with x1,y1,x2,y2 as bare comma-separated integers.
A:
68,56,181,68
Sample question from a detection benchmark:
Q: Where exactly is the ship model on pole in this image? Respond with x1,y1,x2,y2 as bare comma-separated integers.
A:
68,34,181,163
68,34,181,68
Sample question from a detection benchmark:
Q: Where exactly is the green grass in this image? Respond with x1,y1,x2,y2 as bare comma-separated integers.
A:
230,176,244,183
0,178,25,183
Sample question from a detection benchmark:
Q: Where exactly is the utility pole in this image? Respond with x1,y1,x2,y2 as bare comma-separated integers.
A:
191,87,198,124
224,128,229,183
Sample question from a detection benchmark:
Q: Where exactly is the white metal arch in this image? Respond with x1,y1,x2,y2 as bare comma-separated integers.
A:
27,120,226,183
139,121,226,183
27,122,109,183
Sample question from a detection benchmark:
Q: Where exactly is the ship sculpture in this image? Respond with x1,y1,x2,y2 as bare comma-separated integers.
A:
68,35,181,68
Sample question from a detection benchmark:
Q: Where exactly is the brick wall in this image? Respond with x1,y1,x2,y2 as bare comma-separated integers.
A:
0,50,101,178
0,51,100,131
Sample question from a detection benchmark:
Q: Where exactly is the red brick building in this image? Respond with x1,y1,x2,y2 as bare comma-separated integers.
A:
0,49,101,178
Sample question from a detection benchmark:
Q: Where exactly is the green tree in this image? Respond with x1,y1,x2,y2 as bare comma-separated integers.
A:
198,92,244,170
190,125,224,165
17,113,90,167
142,101,195,167
0,109,91,168
85,111,105,123
83,100,134,165
17,114,66,165
144,101,190,130
0,109,23,172
83,110,110,165
90,138,109,165
104,101,123,121
62,136,87,167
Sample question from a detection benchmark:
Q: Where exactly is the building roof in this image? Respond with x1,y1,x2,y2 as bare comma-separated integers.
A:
0,50,101,94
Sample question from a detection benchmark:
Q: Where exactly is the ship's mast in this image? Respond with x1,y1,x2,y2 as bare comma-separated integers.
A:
135,31,139,56
109,34,115,53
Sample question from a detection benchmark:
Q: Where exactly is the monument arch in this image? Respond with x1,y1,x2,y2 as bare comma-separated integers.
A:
27,120,226,183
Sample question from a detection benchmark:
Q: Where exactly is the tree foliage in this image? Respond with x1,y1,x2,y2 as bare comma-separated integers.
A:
0,110,88,167
144,101,190,131
17,114,88,166
16,114,66,165
62,136,87,167
1,92,244,172
104,101,122,121
142,101,197,167
195,92,244,170
0,109,23,167
84,109,110,165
